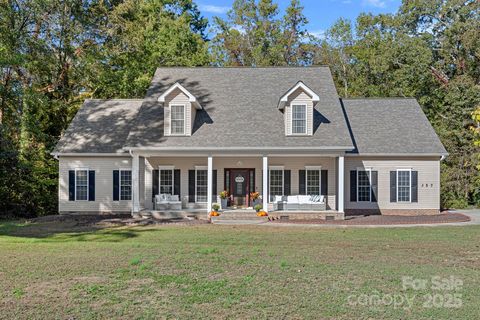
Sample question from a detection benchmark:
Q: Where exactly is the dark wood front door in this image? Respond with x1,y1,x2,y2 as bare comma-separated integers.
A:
225,169,255,207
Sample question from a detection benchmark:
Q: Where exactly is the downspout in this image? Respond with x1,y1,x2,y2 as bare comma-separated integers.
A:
128,149,134,216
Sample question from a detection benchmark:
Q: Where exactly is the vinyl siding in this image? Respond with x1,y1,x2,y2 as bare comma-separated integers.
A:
164,88,192,136
344,157,441,210
285,88,314,136
147,156,336,210
59,157,132,212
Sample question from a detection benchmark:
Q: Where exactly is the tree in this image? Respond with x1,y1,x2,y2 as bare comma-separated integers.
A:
211,0,313,66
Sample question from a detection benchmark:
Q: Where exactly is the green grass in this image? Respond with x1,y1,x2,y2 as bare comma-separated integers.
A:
0,221,479,319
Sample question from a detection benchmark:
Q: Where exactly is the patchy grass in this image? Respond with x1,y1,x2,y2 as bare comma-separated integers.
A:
0,220,479,319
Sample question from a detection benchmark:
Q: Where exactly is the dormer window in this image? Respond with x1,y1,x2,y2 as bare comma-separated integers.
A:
170,104,185,135
158,82,202,137
278,81,319,137
292,104,307,134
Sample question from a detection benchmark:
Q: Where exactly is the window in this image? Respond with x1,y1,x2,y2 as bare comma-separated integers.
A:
75,169,88,201
397,169,411,202
306,169,321,195
196,169,208,202
357,170,372,202
170,105,185,135
159,169,174,195
120,170,132,200
292,104,306,134
269,169,283,201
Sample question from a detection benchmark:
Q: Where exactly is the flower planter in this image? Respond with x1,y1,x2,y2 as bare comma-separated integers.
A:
221,198,228,209
251,198,261,207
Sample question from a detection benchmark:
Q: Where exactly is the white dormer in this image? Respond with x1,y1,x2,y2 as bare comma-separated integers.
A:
158,82,202,136
278,81,319,136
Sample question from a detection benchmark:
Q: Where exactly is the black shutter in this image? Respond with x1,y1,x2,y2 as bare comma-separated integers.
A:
88,170,95,201
299,170,306,195
174,169,181,196
152,169,159,200
68,170,75,201
212,170,217,202
284,170,291,195
321,170,328,196
113,170,119,201
350,170,357,202
411,171,418,203
188,170,195,203
390,171,397,202
371,171,378,202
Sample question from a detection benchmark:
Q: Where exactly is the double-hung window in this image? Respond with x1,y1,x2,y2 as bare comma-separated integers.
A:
357,169,372,202
269,168,284,201
170,104,185,135
159,168,174,195
195,168,208,203
120,170,132,200
397,169,411,202
75,169,88,201
292,104,307,134
306,168,321,195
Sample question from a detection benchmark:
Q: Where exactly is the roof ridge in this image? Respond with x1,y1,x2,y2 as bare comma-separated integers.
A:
86,98,144,101
341,97,417,100
155,65,330,69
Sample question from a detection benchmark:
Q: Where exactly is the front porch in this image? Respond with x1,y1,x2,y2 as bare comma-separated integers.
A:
131,154,346,217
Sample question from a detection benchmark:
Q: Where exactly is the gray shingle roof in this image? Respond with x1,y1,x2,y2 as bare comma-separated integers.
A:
54,99,143,154
125,67,355,150
342,98,447,155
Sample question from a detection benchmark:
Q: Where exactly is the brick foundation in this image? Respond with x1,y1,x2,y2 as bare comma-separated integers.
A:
345,209,440,216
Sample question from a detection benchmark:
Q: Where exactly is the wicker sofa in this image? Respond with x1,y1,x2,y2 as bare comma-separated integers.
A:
273,195,326,211
154,194,182,210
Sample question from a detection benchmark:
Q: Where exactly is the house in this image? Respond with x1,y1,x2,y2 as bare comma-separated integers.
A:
53,67,447,219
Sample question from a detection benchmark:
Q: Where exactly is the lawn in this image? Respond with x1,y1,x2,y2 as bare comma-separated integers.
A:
0,220,479,319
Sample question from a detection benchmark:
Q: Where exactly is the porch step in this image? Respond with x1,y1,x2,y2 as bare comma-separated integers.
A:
211,216,268,224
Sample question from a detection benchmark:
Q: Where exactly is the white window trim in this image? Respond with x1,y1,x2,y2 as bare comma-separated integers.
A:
396,169,412,203
119,168,132,201
268,167,284,203
169,103,186,136
356,168,372,202
305,167,322,196
290,104,307,135
195,167,208,203
158,166,175,196
74,168,89,201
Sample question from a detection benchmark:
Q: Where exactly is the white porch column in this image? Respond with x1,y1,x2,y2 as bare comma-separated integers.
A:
338,155,345,213
262,156,268,212
132,153,140,214
207,156,213,213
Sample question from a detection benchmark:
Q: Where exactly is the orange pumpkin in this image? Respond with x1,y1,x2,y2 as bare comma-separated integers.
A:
209,211,220,217
257,211,268,217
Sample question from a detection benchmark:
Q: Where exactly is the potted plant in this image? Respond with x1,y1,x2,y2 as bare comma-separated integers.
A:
210,203,221,217
254,204,263,212
254,204,268,217
250,191,260,207
219,190,229,209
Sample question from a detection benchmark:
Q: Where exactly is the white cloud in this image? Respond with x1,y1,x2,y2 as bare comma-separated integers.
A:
362,0,386,8
199,4,230,14
310,29,326,39
342,0,352,4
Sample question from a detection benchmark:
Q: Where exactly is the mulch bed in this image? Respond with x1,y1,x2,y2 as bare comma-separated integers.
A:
270,212,471,225
29,214,209,227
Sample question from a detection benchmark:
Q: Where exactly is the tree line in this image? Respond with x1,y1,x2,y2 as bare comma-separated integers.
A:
0,0,478,217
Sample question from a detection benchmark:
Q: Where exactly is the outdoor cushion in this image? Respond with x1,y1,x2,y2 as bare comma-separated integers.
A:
274,195,284,203
287,195,298,203
298,195,311,204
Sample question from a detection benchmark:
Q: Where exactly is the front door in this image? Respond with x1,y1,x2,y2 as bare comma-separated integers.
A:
225,169,254,207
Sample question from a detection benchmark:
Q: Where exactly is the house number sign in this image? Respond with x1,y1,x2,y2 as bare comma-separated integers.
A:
235,176,245,183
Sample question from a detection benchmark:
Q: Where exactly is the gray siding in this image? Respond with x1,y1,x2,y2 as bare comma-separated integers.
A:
344,157,441,210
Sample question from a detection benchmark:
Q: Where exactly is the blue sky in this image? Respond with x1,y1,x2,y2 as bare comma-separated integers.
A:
198,0,401,37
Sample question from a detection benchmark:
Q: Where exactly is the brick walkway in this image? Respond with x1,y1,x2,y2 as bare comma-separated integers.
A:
270,212,470,225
